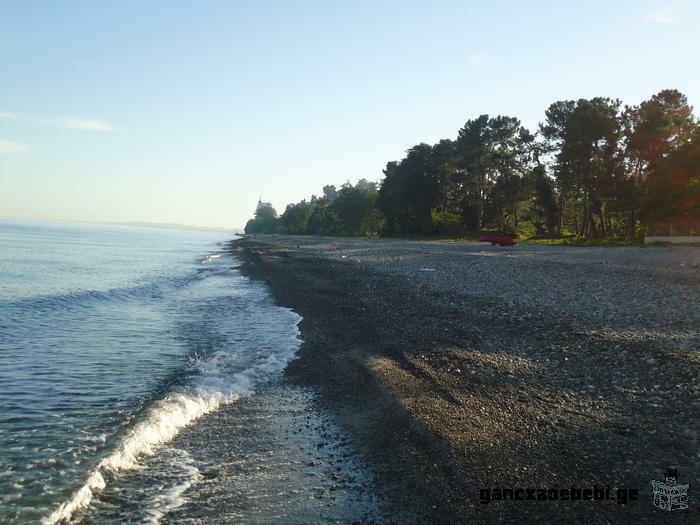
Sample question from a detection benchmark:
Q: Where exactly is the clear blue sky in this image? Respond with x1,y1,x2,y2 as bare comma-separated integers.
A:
1,0,698,228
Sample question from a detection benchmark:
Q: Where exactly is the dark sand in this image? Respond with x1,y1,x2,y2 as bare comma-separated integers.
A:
232,235,699,524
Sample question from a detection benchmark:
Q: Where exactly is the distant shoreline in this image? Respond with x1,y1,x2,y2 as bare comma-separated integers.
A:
0,216,240,234
84,220,239,233
232,234,699,524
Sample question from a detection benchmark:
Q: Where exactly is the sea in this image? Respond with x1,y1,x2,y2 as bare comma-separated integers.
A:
0,218,302,524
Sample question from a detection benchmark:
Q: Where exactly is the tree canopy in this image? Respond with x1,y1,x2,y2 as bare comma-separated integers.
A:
245,89,698,240
244,201,279,234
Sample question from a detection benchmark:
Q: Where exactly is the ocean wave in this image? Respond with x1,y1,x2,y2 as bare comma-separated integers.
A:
43,316,301,524
0,277,191,316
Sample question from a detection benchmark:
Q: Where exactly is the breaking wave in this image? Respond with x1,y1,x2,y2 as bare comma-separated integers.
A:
43,318,300,524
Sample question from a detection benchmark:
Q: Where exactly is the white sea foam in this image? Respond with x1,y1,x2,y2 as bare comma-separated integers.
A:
43,315,301,524
143,448,200,525
200,254,222,264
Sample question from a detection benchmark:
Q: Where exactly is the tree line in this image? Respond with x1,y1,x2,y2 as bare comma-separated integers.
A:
245,89,699,240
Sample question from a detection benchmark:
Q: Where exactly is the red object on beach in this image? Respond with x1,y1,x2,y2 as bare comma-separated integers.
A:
478,235,517,246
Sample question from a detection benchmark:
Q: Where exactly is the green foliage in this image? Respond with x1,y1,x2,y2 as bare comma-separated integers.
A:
620,89,698,238
244,89,698,242
639,126,700,235
524,166,559,236
333,180,381,235
541,97,622,237
304,198,341,235
244,201,279,234
452,115,535,233
430,209,462,234
261,180,384,237
279,200,314,234
521,236,643,247
377,144,441,235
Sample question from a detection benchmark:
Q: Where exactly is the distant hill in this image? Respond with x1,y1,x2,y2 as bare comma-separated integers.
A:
105,221,242,234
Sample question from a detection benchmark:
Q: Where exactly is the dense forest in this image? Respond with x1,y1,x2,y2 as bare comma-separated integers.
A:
245,89,699,240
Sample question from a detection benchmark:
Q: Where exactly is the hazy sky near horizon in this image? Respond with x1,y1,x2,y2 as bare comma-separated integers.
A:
1,1,699,228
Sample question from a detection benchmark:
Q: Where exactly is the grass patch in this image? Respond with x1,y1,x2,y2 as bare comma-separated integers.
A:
385,234,479,242
361,233,699,247
520,236,643,247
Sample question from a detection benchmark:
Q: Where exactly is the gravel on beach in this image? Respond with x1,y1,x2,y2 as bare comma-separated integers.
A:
233,235,699,524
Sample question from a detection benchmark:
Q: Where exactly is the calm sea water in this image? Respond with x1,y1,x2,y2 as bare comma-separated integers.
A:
0,218,301,524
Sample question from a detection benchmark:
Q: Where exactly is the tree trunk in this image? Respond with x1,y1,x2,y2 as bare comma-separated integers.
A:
476,193,484,232
590,214,599,237
626,210,636,241
582,199,590,237
557,195,566,237
596,205,606,236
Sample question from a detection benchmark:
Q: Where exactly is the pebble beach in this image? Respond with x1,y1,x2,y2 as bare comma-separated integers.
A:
234,235,699,524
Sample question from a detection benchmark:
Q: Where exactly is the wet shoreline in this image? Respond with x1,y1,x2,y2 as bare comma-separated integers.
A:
159,377,399,524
